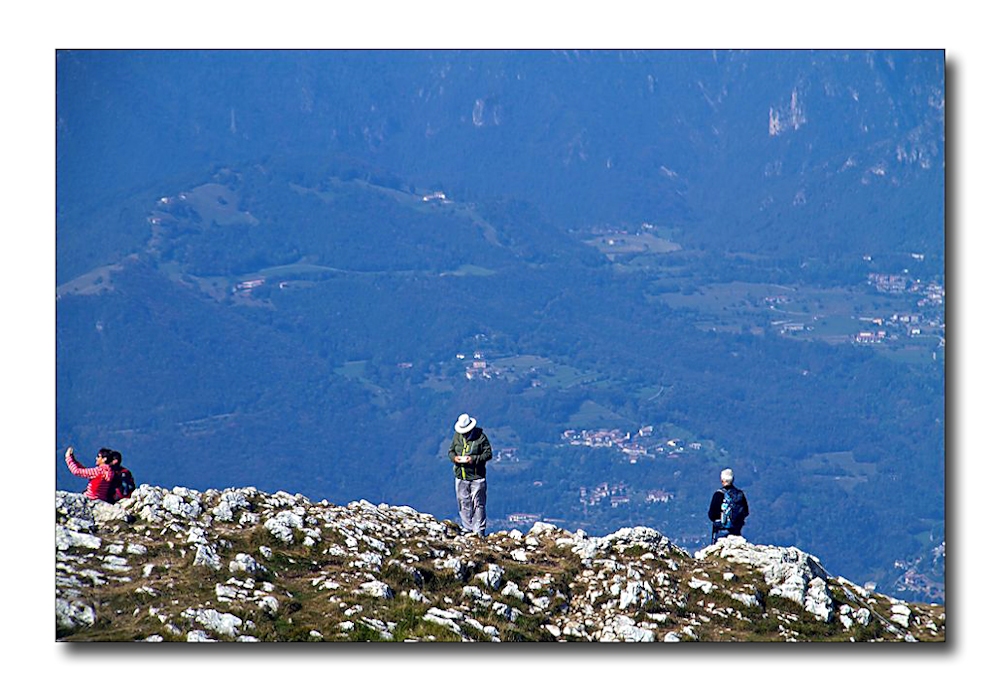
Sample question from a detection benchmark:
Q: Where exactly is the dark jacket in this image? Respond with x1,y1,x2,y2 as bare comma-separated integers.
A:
449,428,492,481
111,467,136,502
708,485,749,533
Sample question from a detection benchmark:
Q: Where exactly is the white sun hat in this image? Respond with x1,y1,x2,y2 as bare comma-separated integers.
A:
455,413,477,433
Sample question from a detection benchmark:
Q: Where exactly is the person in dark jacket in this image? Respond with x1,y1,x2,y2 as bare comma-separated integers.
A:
108,450,136,502
708,468,749,543
448,413,492,538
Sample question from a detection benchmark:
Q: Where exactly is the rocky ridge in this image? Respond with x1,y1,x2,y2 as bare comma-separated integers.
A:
56,485,945,642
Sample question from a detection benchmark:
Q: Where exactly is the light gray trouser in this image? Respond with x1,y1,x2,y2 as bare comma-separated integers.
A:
455,477,487,535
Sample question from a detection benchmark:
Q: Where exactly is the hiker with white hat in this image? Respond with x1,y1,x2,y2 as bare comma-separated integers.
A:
448,413,493,538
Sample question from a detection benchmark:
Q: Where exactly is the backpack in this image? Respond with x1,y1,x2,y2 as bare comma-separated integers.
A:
109,468,136,503
718,487,746,530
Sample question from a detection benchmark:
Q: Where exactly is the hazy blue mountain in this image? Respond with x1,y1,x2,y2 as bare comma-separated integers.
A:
56,49,945,603
57,50,943,274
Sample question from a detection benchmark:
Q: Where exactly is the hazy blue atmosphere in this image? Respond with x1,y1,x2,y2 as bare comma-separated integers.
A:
55,49,945,603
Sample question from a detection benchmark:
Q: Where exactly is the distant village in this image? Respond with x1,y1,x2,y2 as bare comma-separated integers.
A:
769,264,944,351
892,541,945,601
562,425,694,516
502,479,675,528
456,351,546,387
492,424,691,527
577,481,674,510
854,270,944,347
560,425,702,463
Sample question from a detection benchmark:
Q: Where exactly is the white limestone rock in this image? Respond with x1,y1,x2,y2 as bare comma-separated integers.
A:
501,581,525,601
215,583,241,602
192,543,222,570
186,526,209,545
56,599,96,630
182,607,244,637
474,563,505,590
618,579,656,610
528,521,567,538
423,611,462,636
55,491,97,528
891,603,912,628
407,589,430,603
854,607,872,627
438,556,471,580
186,630,215,642
839,604,854,630
600,614,655,642
358,580,393,599
699,538,834,620
56,525,102,551
462,585,489,602
163,492,202,520
258,596,280,616
730,592,762,608
350,551,384,569
263,511,304,544
805,577,834,622
491,601,521,622
102,555,130,573
687,576,715,594
91,500,129,524
572,525,678,564
528,594,551,611
229,553,266,576
211,488,254,522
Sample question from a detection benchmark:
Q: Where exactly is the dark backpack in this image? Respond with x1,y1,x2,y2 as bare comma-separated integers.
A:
109,468,136,503
718,487,747,530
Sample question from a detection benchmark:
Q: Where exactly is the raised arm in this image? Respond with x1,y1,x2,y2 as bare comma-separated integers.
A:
64,448,105,479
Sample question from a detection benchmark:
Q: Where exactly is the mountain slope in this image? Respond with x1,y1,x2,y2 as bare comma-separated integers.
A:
57,50,944,270
56,486,943,642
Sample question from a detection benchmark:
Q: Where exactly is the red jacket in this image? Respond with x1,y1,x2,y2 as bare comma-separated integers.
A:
65,455,116,502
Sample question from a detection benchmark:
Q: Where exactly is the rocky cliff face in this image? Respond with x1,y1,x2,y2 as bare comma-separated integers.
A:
56,485,944,642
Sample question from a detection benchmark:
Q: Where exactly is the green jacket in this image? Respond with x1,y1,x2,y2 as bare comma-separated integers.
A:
449,428,492,481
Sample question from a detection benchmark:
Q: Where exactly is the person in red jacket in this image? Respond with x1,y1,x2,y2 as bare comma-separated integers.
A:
64,446,116,502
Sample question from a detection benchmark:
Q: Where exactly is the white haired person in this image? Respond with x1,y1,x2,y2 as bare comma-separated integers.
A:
448,413,493,538
708,468,749,543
